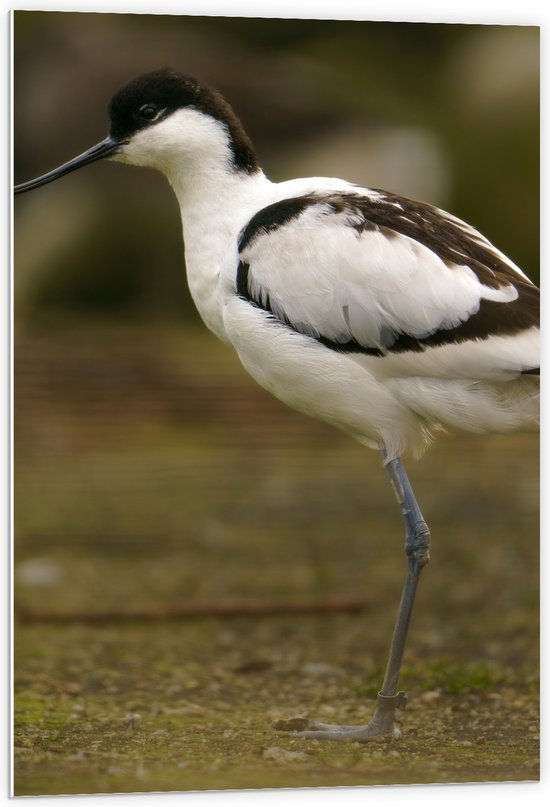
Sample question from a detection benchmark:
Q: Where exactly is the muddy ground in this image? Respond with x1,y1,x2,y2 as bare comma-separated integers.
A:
14,324,539,795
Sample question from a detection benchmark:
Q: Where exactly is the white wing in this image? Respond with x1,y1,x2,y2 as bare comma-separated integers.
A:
237,190,538,371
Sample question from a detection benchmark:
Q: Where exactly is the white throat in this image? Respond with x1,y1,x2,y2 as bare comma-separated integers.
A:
114,108,272,341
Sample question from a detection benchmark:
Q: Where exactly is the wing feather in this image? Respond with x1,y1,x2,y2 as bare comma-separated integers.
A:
237,190,537,362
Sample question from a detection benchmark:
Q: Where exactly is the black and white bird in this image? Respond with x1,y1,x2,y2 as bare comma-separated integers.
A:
15,69,539,743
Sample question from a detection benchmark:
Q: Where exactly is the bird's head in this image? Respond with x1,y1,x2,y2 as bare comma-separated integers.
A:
14,68,259,195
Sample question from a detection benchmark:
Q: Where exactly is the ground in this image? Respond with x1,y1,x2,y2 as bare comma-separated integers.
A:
14,323,539,795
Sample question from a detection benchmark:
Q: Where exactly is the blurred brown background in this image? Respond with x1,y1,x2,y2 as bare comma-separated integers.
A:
13,12,539,795
13,9,539,616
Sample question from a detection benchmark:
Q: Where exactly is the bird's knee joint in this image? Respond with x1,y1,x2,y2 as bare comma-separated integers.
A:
405,520,431,566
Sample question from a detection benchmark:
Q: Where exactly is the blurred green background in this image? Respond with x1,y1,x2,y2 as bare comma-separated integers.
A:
13,12,539,796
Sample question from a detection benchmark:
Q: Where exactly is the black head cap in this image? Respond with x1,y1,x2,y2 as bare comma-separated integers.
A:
108,68,260,174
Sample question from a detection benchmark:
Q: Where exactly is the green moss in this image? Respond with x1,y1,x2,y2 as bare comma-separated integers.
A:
426,661,508,694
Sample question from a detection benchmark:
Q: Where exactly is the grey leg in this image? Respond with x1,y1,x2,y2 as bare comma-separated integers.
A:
275,447,431,742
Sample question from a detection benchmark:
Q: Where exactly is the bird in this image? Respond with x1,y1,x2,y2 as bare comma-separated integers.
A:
14,68,539,743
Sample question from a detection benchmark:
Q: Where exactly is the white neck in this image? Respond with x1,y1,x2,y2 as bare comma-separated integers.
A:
116,108,272,341
172,165,271,342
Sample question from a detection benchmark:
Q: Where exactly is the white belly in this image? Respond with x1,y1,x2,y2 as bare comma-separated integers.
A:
223,296,425,458
222,296,539,459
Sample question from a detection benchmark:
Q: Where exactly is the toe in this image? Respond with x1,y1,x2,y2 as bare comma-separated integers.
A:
273,717,311,732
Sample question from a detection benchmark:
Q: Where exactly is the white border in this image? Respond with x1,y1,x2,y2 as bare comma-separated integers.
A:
3,0,549,24
5,2,547,806
4,6,13,806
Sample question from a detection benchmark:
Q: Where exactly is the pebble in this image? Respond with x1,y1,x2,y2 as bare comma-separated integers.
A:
420,690,441,703
262,746,308,763
123,712,142,730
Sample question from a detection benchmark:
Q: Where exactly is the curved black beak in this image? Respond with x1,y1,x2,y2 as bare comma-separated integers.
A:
14,136,120,195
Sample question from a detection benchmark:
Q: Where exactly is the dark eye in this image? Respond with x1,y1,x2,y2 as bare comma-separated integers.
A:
139,104,159,121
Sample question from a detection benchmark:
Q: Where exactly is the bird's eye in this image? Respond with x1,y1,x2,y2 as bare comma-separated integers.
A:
139,104,159,121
